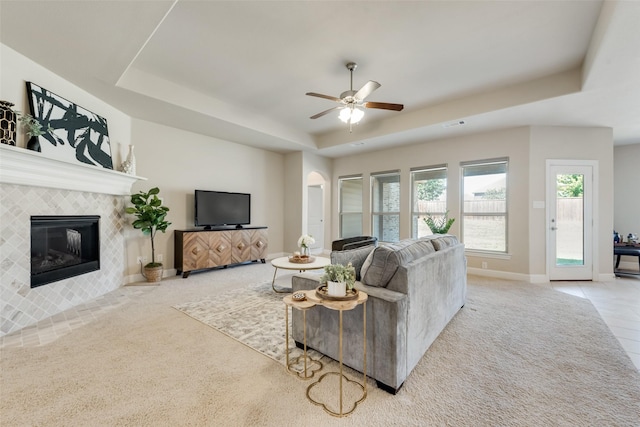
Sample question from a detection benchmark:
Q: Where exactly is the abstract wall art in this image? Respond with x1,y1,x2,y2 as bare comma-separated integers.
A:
26,82,113,169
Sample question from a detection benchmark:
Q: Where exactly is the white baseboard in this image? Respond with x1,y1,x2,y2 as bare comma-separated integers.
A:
467,267,542,283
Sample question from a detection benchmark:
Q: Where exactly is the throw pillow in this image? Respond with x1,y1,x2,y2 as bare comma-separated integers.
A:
359,248,376,284
431,235,459,250
330,245,374,281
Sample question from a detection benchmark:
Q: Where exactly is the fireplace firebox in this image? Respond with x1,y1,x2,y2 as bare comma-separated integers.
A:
31,215,100,288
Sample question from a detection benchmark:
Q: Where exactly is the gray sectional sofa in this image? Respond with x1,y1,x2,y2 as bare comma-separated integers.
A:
291,234,467,394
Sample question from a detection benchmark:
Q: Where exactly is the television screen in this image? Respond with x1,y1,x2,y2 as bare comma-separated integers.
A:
195,190,251,228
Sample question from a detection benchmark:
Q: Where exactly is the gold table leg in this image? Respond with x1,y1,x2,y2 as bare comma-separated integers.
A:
284,304,322,379
306,302,367,417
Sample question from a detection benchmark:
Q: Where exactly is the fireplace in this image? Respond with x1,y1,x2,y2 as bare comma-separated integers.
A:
31,215,100,288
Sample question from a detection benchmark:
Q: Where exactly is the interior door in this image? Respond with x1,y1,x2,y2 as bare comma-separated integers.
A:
307,185,324,253
547,163,593,280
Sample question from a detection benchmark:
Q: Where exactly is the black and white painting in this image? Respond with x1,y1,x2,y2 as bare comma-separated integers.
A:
26,82,113,169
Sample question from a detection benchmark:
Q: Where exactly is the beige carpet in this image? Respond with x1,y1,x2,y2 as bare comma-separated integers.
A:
1,263,639,426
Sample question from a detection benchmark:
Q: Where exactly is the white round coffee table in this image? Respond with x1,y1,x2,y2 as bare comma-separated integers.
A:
270,256,330,293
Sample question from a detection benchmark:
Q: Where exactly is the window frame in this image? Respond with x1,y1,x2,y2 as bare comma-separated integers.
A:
370,170,401,243
460,158,509,254
410,164,448,238
338,175,363,238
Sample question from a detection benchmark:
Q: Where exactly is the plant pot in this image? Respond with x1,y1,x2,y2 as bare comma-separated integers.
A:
327,280,346,297
144,265,163,283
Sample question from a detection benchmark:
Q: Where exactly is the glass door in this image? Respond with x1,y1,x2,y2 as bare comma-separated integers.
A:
547,164,593,280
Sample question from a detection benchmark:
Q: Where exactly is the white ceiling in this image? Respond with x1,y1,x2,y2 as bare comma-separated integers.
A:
2,0,639,157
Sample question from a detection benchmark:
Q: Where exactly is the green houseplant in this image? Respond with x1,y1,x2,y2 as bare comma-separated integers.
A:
125,187,171,282
423,210,455,234
320,262,356,296
17,112,54,150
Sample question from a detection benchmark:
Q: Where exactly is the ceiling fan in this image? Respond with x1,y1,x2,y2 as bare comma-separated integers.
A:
306,62,404,129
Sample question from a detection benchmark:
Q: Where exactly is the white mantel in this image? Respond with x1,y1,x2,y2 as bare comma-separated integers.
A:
0,144,145,195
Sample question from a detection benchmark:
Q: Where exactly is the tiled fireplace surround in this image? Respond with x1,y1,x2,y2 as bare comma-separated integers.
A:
0,145,141,336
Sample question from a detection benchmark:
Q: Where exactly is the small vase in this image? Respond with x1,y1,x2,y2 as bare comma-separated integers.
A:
301,246,310,257
121,145,136,175
327,280,346,297
26,136,41,152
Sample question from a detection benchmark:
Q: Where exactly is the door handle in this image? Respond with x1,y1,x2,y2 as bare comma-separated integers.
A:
551,226,557,231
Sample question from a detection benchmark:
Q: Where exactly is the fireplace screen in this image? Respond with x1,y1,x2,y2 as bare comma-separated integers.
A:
31,216,100,288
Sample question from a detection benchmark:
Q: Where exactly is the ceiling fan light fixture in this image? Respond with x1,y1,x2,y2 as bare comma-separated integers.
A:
339,106,364,124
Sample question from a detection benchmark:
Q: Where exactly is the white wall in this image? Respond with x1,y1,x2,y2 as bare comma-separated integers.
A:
529,126,614,280
0,44,131,164
614,143,640,269
333,125,614,281
126,119,286,279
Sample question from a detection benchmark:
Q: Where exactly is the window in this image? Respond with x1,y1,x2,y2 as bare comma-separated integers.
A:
338,175,363,238
371,171,400,243
411,165,447,238
461,158,508,252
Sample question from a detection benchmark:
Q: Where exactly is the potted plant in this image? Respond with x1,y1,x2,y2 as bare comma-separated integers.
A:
423,210,455,234
125,187,171,283
320,262,356,297
17,112,54,151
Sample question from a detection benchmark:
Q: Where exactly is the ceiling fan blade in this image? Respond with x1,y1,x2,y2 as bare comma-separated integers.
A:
354,81,381,101
310,106,342,119
306,92,342,102
364,101,404,111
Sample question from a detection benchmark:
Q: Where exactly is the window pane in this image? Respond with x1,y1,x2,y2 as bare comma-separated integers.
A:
372,214,400,243
411,166,448,238
555,174,584,265
372,173,400,213
462,216,506,252
339,178,362,213
371,171,400,242
339,176,363,238
461,159,508,252
340,213,363,239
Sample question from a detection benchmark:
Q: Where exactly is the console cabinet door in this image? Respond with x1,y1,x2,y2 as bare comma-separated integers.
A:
250,229,268,260
231,230,251,264
181,232,208,271
209,230,232,267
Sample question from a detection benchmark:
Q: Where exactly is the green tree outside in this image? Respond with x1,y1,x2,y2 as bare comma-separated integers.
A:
557,174,584,197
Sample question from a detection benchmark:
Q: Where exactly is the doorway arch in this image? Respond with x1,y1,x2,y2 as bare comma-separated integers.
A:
306,171,326,254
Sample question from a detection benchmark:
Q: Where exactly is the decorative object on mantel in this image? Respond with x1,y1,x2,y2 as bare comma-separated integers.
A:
0,100,17,145
125,187,171,283
17,112,54,152
319,262,356,297
297,234,315,258
25,81,114,169
120,145,137,175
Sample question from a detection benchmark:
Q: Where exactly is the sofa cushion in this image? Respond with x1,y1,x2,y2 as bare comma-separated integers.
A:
431,235,459,251
330,245,374,281
361,238,436,287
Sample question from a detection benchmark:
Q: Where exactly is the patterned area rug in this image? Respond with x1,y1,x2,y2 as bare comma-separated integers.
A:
173,282,323,369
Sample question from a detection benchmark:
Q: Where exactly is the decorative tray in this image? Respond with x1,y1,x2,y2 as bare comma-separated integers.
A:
289,255,315,264
315,285,359,301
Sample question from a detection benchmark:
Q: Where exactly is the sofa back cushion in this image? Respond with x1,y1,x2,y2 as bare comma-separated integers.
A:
360,238,436,287
431,235,459,251
330,245,375,281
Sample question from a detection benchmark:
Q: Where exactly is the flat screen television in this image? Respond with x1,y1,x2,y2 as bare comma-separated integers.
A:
195,190,251,229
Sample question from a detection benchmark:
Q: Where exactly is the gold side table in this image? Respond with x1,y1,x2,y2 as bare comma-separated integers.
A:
283,294,322,379
304,289,368,417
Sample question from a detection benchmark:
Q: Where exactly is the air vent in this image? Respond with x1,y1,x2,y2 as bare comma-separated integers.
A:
442,120,466,128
